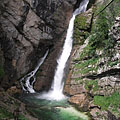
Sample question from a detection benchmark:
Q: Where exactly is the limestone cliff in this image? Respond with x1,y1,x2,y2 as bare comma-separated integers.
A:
0,0,78,91
0,0,80,120
64,0,120,119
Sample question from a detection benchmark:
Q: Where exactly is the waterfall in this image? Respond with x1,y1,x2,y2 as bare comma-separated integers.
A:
37,0,89,101
20,50,49,93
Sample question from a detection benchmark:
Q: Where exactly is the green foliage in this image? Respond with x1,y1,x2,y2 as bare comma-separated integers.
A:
79,44,96,59
82,0,120,60
94,0,120,24
90,11,109,50
94,92,120,116
74,58,98,75
72,0,120,117
18,114,28,120
75,15,87,29
72,0,120,83
118,26,120,32
76,10,110,60
108,60,119,67
78,8,116,70
74,58,98,69
107,0,120,23
74,15,89,45
118,42,120,47
0,107,27,120
75,77,83,81
85,80,98,92
0,108,13,119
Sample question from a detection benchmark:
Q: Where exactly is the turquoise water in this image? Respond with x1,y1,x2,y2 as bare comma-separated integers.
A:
21,94,89,120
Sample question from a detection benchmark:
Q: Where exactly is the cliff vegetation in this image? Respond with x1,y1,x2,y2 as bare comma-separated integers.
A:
65,0,120,119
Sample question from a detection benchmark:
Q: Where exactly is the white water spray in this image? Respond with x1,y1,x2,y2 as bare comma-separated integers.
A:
20,50,49,93
38,0,89,101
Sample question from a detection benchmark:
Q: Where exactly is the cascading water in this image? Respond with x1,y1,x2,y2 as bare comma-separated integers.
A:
20,50,49,93
38,0,89,101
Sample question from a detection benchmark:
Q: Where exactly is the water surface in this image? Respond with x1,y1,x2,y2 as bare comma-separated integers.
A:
22,94,89,120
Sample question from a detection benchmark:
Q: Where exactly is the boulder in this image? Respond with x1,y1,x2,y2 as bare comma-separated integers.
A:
68,94,89,112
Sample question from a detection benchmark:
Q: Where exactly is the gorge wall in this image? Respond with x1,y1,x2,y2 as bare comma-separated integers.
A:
1,0,120,120
0,0,79,91
64,0,120,119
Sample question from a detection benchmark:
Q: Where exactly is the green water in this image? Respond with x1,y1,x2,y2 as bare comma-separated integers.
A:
21,94,89,120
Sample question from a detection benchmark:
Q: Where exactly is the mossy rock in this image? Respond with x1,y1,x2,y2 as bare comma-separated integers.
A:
74,14,88,30
0,107,13,119
0,107,28,120
94,92,120,117
73,30,89,45
73,7,93,46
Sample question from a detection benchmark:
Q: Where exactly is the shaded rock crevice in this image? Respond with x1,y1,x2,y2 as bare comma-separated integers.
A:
85,68,120,80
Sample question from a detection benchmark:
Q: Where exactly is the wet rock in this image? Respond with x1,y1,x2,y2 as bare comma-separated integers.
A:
68,94,89,112
7,86,22,96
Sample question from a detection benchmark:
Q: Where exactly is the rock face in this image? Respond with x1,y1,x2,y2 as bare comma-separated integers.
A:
0,91,38,120
0,0,78,90
64,0,120,119
68,94,89,112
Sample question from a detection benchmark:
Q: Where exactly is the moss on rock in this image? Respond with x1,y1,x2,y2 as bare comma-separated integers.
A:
73,8,93,45
94,92,120,117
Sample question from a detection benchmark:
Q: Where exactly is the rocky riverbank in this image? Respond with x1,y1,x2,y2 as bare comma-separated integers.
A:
0,91,38,120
